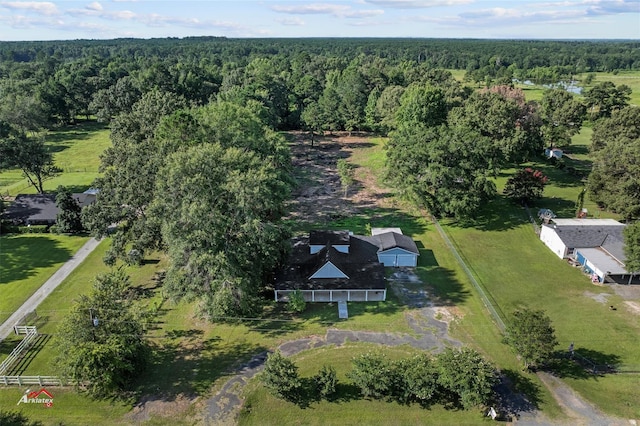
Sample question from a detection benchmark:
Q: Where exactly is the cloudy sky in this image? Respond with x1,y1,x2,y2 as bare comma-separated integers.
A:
0,0,638,41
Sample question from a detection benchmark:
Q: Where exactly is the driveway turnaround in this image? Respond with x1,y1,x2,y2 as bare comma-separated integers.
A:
0,237,101,341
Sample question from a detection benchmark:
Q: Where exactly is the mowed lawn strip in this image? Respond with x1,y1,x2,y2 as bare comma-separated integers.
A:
0,234,89,325
0,121,110,196
0,389,132,426
442,207,640,418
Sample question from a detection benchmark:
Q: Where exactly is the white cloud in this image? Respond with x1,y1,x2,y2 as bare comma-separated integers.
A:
0,1,59,16
86,2,103,11
585,0,640,15
364,0,474,8
457,7,589,26
271,3,384,18
277,16,305,26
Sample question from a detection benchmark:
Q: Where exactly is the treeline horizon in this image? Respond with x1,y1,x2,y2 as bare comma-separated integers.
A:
2,37,639,72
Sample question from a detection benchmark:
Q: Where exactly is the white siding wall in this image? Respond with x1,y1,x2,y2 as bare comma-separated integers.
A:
540,226,567,259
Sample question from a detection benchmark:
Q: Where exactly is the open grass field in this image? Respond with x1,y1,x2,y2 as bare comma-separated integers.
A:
0,234,89,325
437,127,640,419
0,121,110,196
584,71,640,107
239,343,487,425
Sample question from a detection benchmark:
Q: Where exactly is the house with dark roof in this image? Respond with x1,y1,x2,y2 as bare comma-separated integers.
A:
3,192,96,226
540,218,638,284
274,229,420,303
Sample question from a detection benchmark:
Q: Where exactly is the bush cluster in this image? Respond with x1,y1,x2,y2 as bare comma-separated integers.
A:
0,223,50,234
260,348,498,411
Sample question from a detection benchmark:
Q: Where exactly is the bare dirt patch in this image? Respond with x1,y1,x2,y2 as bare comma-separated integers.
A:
583,291,611,304
126,393,197,423
286,131,391,227
623,301,640,316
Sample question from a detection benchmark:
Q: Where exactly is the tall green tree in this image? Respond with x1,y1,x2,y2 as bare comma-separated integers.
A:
539,89,585,146
151,143,290,318
0,130,57,194
55,270,149,397
503,308,558,370
624,222,640,273
395,84,447,129
587,107,640,220
55,186,83,233
386,125,497,219
82,90,187,263
584,81,631,119
449,86,542,165
590,105,640,152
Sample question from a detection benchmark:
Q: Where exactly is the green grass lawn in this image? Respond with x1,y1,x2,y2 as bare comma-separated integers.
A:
0,121,110,196
239,343,489,425
0,234,89,325
580,71,640,107
0,389,132,426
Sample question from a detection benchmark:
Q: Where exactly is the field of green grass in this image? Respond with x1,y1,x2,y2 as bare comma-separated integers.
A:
0,121,110,196
0,234,89,325
436,126,640,418
583,71,640,107
239,343,487,425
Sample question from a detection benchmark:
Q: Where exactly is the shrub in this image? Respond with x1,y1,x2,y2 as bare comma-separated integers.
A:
314,364,337,399
347,351,393,399
287,289,306,313
391,354,439,405
436,348,498,410
260,351,301,400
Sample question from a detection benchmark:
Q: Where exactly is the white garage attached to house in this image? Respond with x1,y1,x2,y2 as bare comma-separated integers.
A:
372,228,420,267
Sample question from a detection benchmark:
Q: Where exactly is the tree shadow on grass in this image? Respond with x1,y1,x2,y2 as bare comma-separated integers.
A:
495,369,542,418
7,334,51,375
134,335,267,399
546,348,622,379
0,235,74,284
448,196,529,232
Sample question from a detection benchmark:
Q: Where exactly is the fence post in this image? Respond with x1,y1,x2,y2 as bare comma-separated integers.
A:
38,376,43,386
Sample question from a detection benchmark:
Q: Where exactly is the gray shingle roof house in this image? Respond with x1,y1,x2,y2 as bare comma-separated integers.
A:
275,229,420,303
540,218,638,284
3,193,96,225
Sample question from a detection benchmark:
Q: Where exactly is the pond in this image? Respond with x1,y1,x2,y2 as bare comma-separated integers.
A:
515,79,583,94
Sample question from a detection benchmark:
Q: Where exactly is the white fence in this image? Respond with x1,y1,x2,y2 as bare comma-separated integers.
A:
0,375,64,386
0,327,38,375
14,325,37,335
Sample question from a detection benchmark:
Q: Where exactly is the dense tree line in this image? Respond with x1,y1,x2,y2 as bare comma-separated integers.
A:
0,38,638,135
2,36,638,312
